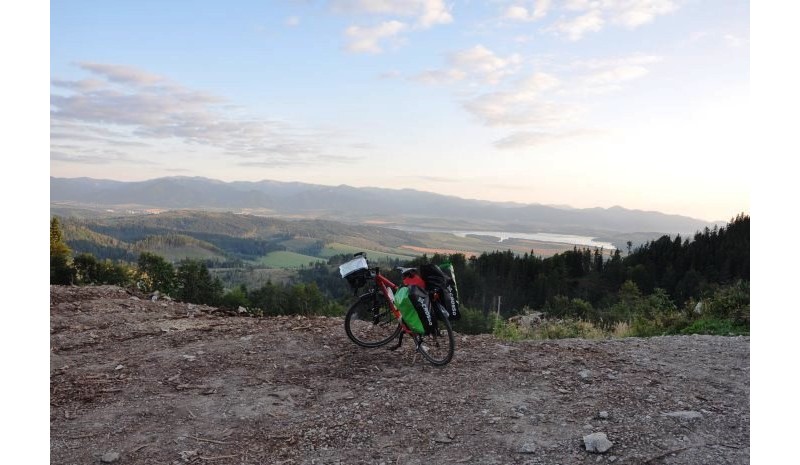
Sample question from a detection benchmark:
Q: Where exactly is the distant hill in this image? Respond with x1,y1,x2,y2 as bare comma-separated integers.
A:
57,211,427,264
51,176,723,236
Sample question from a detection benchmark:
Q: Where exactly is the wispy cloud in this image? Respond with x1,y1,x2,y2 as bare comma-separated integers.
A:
492,128,599,149
413,45,522,85
335,0,452,54
551,10,604,41
51,147,158,165
550,0,679,40
331,0,453,29
51,63,354,167
344,20,408,53
462,72,574,127
460,53,660,147
503,0,551,22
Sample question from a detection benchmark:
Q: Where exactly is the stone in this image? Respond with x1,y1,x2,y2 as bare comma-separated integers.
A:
579,369,593,381
519,443,537,454
100,452,120,463
434,433,453,444
583,432,613,453
238,306,247,313
662,410,703,420
598,411,609,419
179,450,198,461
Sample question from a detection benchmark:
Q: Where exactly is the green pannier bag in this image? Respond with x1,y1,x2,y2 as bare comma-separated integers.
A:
394,286,426,334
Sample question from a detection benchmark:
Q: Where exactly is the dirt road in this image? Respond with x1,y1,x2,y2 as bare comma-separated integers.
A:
50,285,749,464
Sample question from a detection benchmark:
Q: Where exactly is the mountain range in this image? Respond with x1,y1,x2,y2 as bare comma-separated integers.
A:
50,176,725,237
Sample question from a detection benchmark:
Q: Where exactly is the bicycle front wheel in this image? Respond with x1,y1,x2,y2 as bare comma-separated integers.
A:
344,293,402,348
416,303,455,366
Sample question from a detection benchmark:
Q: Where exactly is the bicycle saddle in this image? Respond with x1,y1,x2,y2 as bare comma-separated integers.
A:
395,266,418,276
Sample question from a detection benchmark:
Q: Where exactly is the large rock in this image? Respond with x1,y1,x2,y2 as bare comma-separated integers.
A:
583,432,613,453
100,451,120,463
508,311,544,327
662,410,703,420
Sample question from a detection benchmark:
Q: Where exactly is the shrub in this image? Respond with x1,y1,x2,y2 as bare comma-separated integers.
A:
492,317,524,341
452,307,497,335
681,318,749,336
535,319,607,340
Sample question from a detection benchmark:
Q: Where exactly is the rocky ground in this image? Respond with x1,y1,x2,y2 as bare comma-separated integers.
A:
50,285,750,464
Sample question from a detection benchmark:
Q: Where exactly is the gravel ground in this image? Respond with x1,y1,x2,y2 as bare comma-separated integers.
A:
50,285,750,464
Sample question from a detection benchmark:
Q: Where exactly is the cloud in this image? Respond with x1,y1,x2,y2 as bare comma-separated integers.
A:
569,54,661,93
285,16,300,27
413,45,522,85
502,0,551,22
450,45,523,84
344,20,407,53
493,129,599,149
51,63,353,167
463,72,569,126
723,33,747,48
461,53,659,147
50,147,158,165
77,62,167,86
331,0,452,29
609,0,678,28
412,68,467,84
553,0,679,40
552,10,604,41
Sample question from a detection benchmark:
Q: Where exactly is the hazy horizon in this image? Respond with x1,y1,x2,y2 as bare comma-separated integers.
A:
50,174,739,223
51,1,749,222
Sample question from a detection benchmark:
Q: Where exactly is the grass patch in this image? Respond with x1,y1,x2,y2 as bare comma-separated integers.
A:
492,317,610,341
142,246,225,262
680,318,749,336
319,242,416,261
258,251,325,269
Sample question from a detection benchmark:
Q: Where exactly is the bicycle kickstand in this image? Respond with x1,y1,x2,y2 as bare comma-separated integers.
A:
387,333,404,351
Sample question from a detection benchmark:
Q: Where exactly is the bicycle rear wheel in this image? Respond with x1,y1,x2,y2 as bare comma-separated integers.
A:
416,303,455,366
345,293,402,348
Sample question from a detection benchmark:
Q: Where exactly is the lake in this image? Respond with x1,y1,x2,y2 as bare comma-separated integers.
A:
395,227,617,250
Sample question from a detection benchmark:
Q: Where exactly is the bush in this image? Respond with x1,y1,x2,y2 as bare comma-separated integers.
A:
492,317,524,341
492,316,608,341
219,285,251,310
681,318,749,336
137,252,176,295
452,307,497,334
704,280,749,327
543,296,596,321
535,319,607,340
176,259,223,306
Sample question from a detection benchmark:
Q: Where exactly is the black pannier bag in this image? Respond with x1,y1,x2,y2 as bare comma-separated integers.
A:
407,284,436,334
420,264,461,320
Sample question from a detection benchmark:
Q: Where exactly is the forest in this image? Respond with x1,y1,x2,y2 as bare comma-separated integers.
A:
51,214,750,338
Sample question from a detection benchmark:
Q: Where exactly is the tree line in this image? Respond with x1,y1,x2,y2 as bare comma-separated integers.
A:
51,217,339,315
302,214,750,335
51,214,750,335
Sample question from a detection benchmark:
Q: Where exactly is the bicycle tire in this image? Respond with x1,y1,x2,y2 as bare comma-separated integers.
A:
416,303,455,366
344,292,402,348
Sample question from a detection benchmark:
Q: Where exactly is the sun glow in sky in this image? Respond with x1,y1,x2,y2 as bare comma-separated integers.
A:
50,0,749,221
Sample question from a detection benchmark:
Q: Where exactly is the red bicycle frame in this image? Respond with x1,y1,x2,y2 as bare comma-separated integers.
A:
372,270,416,335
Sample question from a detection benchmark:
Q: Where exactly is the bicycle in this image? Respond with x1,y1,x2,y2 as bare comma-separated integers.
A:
340,253,455,366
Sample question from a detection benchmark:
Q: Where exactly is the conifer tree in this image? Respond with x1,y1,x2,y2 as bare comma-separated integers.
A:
50,217,75,284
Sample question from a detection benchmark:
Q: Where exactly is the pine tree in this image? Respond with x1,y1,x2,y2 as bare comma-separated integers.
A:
50,217,75,284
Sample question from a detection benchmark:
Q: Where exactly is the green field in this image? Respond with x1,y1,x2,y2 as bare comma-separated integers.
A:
319,242,417,261
257,251,326,268
141,246,226,263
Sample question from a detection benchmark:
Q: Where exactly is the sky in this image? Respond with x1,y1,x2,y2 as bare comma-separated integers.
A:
50,0,749,221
